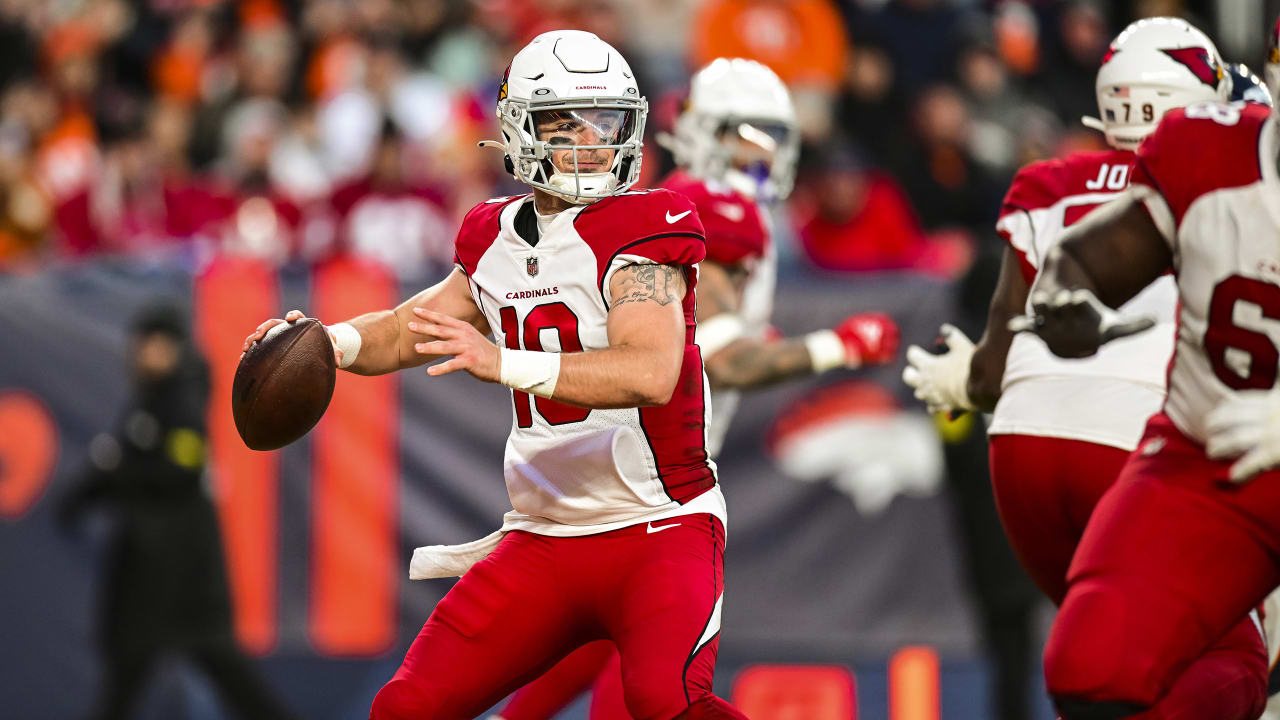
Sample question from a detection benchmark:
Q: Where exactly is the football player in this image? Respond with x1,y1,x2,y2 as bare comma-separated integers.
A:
243,31,747,720
904,17,1269,719
1004,13,1280,715
493,58,899,720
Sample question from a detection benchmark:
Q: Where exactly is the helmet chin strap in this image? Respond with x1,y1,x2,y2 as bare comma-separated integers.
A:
1081,116,1106,132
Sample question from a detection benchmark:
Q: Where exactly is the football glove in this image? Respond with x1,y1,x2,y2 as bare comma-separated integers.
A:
1007,288,1155,358
1206,390,1280,483
805,313,900,371
903,324,975,414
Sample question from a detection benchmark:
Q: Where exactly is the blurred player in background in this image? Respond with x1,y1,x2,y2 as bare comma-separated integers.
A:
493,57,899,720
61,305,298,720
245,30,748,720
1000,16,1280,715
904,17,1270,719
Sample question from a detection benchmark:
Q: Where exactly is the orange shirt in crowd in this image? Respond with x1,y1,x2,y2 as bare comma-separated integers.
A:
690,0,848,92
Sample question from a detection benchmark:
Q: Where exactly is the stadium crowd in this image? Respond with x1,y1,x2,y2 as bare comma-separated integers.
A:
0,0,1232,279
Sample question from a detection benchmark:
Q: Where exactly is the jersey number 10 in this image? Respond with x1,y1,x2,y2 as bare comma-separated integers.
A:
500,303,592,427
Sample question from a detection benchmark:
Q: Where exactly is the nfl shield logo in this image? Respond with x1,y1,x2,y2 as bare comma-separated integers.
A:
526,256,539,277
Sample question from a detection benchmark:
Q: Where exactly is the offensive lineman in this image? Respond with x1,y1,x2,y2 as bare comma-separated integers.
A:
494,58,899,720
1005,25,1280,718
243,31,747,720
904,17,1270,719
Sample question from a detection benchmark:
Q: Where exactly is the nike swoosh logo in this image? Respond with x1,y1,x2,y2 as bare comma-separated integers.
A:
647,521,682,534
665,210,692,224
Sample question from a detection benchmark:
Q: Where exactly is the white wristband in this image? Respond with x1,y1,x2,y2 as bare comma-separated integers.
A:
329,322,362,369
695,314,746,358
499,348,561,399
804,329,849,373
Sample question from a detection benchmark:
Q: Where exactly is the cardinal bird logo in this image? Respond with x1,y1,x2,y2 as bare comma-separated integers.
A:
1161,47,1222,88
527,256,539,277
498,63,511,103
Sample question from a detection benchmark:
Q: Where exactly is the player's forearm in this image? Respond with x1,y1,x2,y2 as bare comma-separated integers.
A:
549,344,682,408
966,248,1026,412
338,310,401,376
705,337,813,390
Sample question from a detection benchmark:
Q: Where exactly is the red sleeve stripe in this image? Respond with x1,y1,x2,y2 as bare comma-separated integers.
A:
595,231,706,307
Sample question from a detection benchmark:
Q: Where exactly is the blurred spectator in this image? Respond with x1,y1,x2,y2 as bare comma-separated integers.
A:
1039,1,1109,127
691,0,847,142
956,32,1057,181
794,142,929,272
851,0,967,105
58,304,299,720
329,120,452,274
892,84,1000,237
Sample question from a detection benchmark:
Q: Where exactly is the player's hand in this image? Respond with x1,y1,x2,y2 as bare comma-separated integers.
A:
240,310,343,366
1206,391,1280,483
902,324,974,414
409,308,500,382
834,313,900,367
1007,288,1154,359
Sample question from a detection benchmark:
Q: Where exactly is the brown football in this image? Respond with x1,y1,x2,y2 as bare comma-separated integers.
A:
232,318,336,451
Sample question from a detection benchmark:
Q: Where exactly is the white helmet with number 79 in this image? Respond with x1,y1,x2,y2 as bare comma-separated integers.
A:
665,58,799,202
485,30,647,204
1083,17,1227,151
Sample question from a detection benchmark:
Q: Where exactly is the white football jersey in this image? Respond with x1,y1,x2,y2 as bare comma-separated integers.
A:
990,149,1177,450
452,190,725,536
1129,101,1280,445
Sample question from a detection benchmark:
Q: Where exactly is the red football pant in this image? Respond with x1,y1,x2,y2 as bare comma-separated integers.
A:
1044,414,1271,718
989,433,1127,605
369,514,747,720
497,641,628,720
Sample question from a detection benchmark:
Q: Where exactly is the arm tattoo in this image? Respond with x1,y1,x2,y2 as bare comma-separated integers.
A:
611,263,686,309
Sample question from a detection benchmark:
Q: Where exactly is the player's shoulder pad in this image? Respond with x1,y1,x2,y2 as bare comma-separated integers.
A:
454,194,526,275
1132,103,1268,225
574,188,707,267
660,172,767,266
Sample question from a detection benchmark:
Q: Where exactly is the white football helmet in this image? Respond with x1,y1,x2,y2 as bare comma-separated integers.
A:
666,58,799,202
1266,14,1280,106
1083,17,1228,150
486,30,646,204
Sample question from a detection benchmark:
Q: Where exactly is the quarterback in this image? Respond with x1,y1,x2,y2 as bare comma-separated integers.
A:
244,31,746,720
496,58,898,720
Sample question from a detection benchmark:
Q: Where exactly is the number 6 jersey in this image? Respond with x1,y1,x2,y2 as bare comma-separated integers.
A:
452,189,724,537
1128,101,1280,444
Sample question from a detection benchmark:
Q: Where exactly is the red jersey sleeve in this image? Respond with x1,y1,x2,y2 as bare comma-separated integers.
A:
659,171,767,266
1130,103,1268,244
996,159,1065,284
573,189,707,301
453,195,524,275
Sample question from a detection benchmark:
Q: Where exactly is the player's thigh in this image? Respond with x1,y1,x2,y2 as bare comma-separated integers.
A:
988,434,1126,604
371,532,586,720
587,650,628,720
1046,469,1280,705
606,515,725,720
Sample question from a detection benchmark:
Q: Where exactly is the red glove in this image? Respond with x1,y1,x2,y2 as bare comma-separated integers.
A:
805,313,900,371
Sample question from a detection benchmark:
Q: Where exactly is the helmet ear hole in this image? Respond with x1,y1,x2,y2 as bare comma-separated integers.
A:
504,156,515,175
